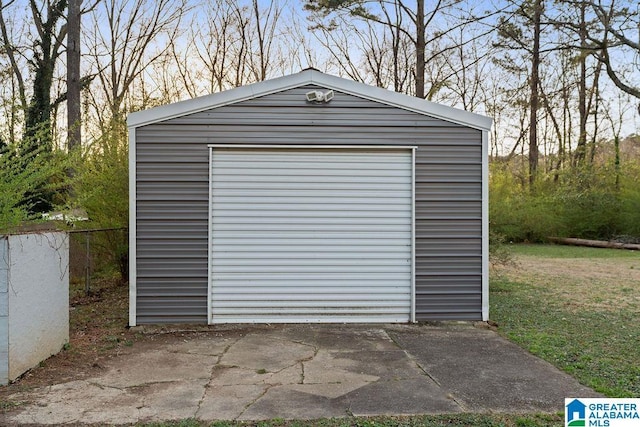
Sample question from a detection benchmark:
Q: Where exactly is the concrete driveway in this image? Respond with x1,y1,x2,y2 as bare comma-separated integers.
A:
3,323,600,425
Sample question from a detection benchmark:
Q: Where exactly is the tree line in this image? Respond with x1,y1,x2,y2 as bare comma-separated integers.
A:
0,0,639,242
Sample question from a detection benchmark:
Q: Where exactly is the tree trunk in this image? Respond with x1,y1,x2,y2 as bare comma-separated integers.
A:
415,0,425,98
548,237,640,251
528,0,542,187
67,0,82,152
575,2,587,164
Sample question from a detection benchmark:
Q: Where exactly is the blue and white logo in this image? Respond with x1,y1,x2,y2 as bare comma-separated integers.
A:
565,398,640,427
567,399,587,426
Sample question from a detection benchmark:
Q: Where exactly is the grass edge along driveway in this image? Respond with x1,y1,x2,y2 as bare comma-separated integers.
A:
491,244,640,398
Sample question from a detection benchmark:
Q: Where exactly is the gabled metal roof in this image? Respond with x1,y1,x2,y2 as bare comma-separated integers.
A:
127,69,492,131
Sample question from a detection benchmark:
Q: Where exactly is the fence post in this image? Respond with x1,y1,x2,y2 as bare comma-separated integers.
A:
85,231,91,296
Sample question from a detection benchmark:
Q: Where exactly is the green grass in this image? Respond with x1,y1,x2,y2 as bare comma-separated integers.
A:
491,245,640,397
510,243,640,258
137,413,563,427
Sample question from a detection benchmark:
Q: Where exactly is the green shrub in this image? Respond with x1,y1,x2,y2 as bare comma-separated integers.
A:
489,160,639,242
0,142,67,233
489,164,565,242
71,133,128,282
618,163,640,237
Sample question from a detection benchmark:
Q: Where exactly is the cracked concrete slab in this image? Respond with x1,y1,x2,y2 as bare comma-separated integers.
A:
196,384,268,420
131,379,208,421
389,327,602,412
345,377,463,416
237,385,349,420
331,349,425,380
2,324,602,425
221,334,316,372
211,364,302,386
277,325,399,352
302,349,379,385
166,336,236,356
8,380,130,425
98,350,215,388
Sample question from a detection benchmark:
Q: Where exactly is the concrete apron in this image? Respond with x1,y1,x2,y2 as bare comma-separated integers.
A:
4,324,600,425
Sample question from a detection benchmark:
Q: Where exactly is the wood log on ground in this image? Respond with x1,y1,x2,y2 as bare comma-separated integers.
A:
548,237,640,251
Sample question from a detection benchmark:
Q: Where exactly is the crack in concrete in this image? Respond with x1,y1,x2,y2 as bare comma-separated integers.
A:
131,392,148,425
299,361,305,385
385,330,467,412
386,330,444,386
378,328,396,344
234,384,273,420
217,335,244,361
87,381,124,391
402,350,444,387
299,343,320,385
446,392,468,411
222,336,321,419
193,381,209,419
194,335,244,420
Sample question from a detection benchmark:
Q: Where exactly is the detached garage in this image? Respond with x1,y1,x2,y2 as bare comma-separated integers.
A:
128,69,492,326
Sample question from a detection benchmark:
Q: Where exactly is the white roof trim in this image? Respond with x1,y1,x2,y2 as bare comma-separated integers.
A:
127,69,492,131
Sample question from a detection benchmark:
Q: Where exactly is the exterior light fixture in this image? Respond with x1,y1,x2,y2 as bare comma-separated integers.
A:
305,90,334,103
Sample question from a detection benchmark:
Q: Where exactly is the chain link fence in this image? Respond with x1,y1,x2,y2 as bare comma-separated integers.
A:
68,227,128,295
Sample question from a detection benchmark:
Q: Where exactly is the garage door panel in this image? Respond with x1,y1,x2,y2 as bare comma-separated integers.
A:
209,147,413,323
213,182,409,191
212,212,409,221
213,306,409,315
214,287,409,294
211,203,410,212
212,246,410,255
212,257,409,266
211,230,410,239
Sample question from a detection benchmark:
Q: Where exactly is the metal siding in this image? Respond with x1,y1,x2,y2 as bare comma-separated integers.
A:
209,148,412,323
0,237,7,384
414,137,482,320
135,85,483,323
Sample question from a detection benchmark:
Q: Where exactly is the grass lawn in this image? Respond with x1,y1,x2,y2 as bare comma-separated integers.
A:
491,244,640,398
137,413,563,426
509,243,640,259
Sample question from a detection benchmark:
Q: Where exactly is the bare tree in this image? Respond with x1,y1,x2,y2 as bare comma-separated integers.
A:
305,0,466,98
85,0,186,139
1,0,68,149
183,0,290,95
589,0,639,99
0,0,28,116
248,0,283,82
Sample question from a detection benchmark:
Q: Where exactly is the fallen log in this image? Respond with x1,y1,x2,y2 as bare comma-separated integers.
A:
548,237,640,251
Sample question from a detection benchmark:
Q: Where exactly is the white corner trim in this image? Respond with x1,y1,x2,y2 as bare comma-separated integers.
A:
128,126,137,327
481,130,490,322
306,70,493,131
207,147,213,325
127,69,492,131
410,147,417,323
208,144,418,150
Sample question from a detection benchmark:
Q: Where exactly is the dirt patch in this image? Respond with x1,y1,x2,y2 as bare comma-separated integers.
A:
0,276,296,411
495,255,640,311
0,278,135,406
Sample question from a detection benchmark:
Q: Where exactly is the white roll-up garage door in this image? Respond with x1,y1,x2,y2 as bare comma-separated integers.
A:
208,146,414,323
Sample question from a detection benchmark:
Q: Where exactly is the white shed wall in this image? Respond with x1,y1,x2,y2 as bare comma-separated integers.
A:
0,237,9,383
3,232,69,383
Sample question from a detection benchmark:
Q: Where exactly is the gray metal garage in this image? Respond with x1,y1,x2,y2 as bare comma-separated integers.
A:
127,69,492,326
